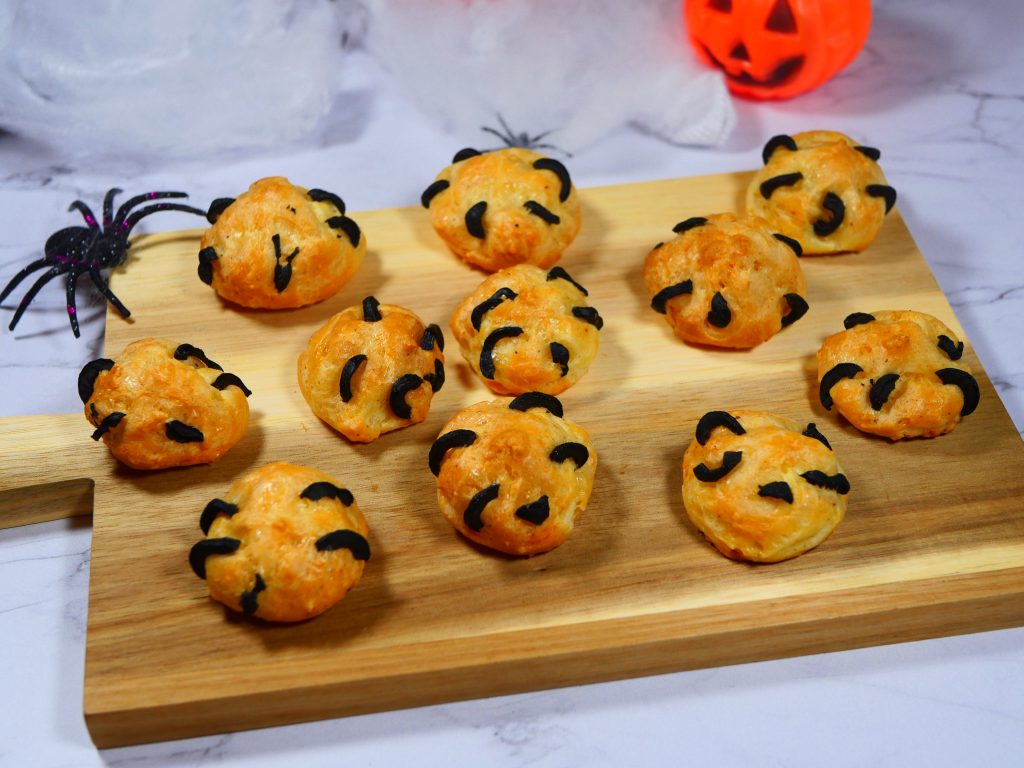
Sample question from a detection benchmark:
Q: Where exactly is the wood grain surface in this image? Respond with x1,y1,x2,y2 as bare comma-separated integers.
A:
0,413,98,526
3,172,1022,746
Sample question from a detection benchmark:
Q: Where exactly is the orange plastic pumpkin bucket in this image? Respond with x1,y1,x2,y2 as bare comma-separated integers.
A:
684,0,872,100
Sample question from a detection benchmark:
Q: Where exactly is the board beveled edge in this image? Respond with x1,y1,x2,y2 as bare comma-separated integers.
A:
84,566,1024,748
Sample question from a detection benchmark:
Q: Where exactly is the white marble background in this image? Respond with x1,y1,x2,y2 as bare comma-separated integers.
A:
1,1,1022,765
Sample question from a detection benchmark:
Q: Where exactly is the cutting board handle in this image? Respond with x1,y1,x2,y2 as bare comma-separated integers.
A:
0,413,102,528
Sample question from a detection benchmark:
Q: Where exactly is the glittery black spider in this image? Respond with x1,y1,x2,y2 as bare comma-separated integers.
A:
0,188,206,338
481,114,571,156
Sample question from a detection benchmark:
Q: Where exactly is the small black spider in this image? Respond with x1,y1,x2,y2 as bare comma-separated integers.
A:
0,188,206,338
481,114,571,156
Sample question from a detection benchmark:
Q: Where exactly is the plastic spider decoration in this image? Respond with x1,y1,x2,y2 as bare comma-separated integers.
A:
481,114,571,156
0,188,206,337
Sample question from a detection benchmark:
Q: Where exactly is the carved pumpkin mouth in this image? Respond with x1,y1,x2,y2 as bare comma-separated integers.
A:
701,44,806,88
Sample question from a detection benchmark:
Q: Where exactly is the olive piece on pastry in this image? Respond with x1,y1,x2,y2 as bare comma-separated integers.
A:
198,176,365,308
430,394,596,556
297,297,445,442
421,147,582,272
746,130,896,254
816,309,979,439
682,410,849,563
450,264,602,395
644,212,808,348
80,338,250,470
190,462,370,622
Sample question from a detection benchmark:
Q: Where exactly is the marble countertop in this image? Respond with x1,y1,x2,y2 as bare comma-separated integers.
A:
1,1,1022,765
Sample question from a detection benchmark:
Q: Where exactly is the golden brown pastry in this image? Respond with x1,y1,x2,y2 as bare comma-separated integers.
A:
189,462,370,622
746,130,896,254
420,147,582,272
816,310,980,440
197,176,365,308
297,296,445,443
430,393,596,556
79,338,251,470
450,264,602,395
643,212,808,348
682,409,849,563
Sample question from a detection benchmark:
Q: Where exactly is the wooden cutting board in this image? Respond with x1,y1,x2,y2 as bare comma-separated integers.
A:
2,172,1023,747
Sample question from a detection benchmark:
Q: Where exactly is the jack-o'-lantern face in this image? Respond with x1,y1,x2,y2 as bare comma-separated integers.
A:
684,0,871,100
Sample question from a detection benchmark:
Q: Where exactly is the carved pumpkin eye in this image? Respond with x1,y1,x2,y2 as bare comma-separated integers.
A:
766,0,798,33
709,0,732,11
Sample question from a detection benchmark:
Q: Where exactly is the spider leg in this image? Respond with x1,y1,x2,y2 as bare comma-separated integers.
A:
67,201,100,229
480,119,571,156
7,266,63,331
88,267,131,319
480,126,512,145
531,140,571,157
113,191,189,228
115,191,195,228
65,268,84,338
0,258,54,305
102,188,123,229
120,202,207,236
496,113,518,142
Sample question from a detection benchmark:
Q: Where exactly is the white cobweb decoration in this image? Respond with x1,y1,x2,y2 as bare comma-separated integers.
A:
0,0,733,163
0,0,348,160
362,0,735,152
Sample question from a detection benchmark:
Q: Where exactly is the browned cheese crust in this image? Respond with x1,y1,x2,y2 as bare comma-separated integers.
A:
432,396,596,556
816,310,977,440
682,410,848,563
746,130,894,254
643,213,808,348
197,462,369,622
424,148,581,272
297,299,445,443
199,176,364,308
82,337,249,469
450,264,601,395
